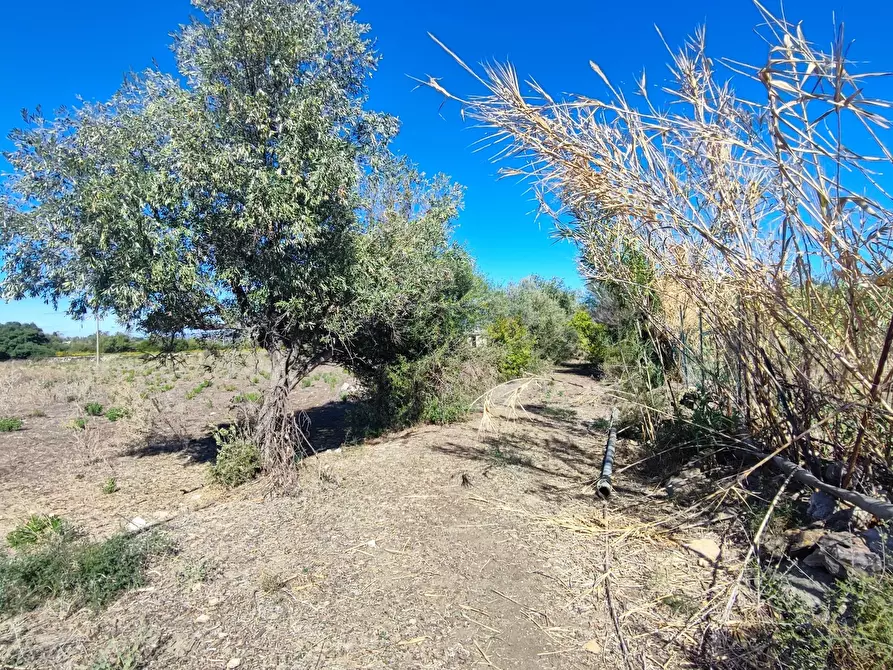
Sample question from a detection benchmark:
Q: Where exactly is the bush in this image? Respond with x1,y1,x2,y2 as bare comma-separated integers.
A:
758,570,893,670
569,309,610,366
84,402,104,417
350,341,501,436
487,317,535,377
101,477,118,494
104,407,129,422
6,514,72,549
0,417,23,432
0,529,167,615
208,427,261,488
231,392,262,404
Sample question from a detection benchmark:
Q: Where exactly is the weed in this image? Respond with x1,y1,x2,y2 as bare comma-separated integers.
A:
259,370,271,380
185,380,212,400
105,407,129,422
101,477,119,495
0,417,23,432
660,592,699,617
232,392,262,404
208,426,260,488
89,639,146,670
300,377,312,388
71,417,88,430
259,571,284,593
6,514,71,549
84,402,104,416
159,383,174,392
176,558,214,585
26,409,47,418
0,530,169,615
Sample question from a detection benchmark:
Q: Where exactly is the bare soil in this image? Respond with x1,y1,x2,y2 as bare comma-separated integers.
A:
0,355,747,669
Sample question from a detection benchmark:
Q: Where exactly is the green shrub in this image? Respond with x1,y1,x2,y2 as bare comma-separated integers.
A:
0,417,23,432
104,407,129,422
350,342,500,436
185,380,212,399
487,317,535,377
6,514,71,549
0,530,167,615
231,392,262,404
71,417,88,430
101,477,119,494
84,402,104,417
569,309,610,366
759,570,893,669
208,427,261,488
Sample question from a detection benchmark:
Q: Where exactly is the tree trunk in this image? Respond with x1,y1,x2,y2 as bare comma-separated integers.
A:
254,344,308,482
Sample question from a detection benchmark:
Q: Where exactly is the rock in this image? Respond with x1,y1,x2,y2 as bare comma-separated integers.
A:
226,659,241,669
582,639,602,654
777,565,834,612
665,469,705,498
340,382,350,392
862,527,893,557
684,538,721,563
824,461,845,487
195,614,210,624
125,517,148,533
785,529,826,558
824,507,873,532
807,492,837,521
803,532,882,578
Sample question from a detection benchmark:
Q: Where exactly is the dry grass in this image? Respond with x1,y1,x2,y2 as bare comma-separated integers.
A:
429,6,893,494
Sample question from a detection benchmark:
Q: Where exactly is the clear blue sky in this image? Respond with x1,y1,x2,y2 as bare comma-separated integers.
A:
1,0,891,335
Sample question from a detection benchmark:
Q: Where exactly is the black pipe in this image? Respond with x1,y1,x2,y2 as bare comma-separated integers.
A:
596,408,619,498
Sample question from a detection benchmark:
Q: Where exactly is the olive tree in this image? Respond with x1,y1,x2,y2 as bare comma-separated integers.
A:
0,0,468,477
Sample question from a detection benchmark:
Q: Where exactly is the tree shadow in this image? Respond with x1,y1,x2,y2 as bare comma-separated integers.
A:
303,399,352,454
127,430,222,463
553,361,603,379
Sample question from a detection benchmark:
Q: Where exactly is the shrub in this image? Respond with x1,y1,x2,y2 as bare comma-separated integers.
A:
487,317,535,377
84,402,104,416
6,514,71,549
569,309,610,366
350,341,500,436
104,407,129,422
231,392,262,404
208,427,261,488
0,530,167,615
71,417,88,430
0,417,23,432
101,477,119,494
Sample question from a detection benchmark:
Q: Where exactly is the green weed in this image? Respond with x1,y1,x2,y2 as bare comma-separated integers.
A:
185,380,212,399
0,417,23,432
6,514,71,549
84,402,104,416
104,407,129,422
101,477,119,495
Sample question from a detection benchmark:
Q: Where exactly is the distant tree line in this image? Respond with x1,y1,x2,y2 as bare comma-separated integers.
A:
0,322,204,360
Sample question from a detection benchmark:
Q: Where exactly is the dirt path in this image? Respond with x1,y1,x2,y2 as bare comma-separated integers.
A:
0,359,738,669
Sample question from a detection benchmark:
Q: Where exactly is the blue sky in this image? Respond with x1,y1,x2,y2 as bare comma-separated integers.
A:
2,0,892,335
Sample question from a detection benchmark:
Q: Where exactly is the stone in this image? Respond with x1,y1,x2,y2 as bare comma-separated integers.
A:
824,507,873,532
195,614,210,624
802,531,882,578
785,529,826,558
862,527,893,557
684,538,721,563
226,659,241,669
665,468,706,498
124,517,148,533
807,492,837,521
777,565,833,612
582,639,602,654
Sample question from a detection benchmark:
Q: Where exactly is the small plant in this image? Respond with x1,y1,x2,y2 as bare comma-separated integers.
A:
101,477,119,494
89,640,146,670
300,377,312,388
71,417,88,430
231,392,262,404
159,382,174,392
185,379,212,399
0,417,23,432
176,558,214,585
259,570,284,593
105,407,130,422
84,402,104,416
26,409,47,418
6,514,70,549
208,426,261,488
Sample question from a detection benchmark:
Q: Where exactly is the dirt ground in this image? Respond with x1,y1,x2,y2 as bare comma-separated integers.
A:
0,354,750,669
